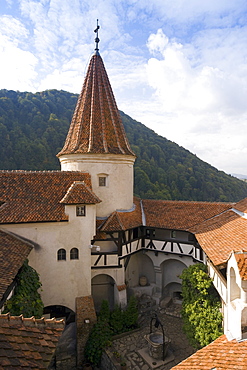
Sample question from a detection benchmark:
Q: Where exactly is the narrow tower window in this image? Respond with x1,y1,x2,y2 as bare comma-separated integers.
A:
99,176,106,186
57,248,66,261
98,173,108,187
70,248,79,260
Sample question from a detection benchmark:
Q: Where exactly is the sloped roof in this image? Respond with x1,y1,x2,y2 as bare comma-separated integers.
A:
235,252,247,280
99,197,142,232
95,198,247,268
171,334,247,369
0,229,33,303
60,181,101,204
234,197,247,213
190,210,247,266
0,313,64,369
57,53,135,157
142,199,232,230
0,171,93,224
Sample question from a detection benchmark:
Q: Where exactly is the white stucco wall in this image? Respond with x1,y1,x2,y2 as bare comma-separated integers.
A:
225,253,247,340
2,204,97,312
59,153,135,217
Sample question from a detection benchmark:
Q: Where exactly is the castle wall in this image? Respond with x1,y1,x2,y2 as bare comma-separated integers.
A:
1,204,97,311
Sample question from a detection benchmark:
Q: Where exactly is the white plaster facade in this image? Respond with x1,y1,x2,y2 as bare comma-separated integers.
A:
1,203,97,312
224,252,247,341
59,153,135,217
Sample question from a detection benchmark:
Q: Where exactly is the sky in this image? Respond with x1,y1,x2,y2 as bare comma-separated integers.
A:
1,0,247,176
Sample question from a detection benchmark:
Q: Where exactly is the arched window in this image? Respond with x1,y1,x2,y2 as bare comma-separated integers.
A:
57,248,66,261
70,248,79,260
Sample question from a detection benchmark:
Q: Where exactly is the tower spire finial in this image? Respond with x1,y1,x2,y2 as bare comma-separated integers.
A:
94,19,100,54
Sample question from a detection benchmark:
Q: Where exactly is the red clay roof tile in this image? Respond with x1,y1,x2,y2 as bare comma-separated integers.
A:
57,53,135,157
142,199,232,230
0,314,64,369
171,334,247,370
190,210,247,266
99,197,143,232
235,253,247,280
60,181,101,204
0,171,92,224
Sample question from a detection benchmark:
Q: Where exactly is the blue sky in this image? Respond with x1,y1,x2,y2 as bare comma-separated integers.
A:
1,0,247,176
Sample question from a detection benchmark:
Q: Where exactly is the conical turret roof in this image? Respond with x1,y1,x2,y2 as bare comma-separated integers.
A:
57,52,135,157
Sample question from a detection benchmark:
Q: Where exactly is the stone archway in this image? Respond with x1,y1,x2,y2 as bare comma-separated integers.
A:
91,274,115,311
43,305,75,323
161,259,187,299
125,251,155,288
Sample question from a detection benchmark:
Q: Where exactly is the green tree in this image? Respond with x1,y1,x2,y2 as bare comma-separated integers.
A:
110,305,124,335
84,300,112,366
180,263,223,348
3,259,44,318
122,295,139,331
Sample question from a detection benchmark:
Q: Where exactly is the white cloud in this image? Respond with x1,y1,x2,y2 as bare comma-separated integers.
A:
1,0,247,175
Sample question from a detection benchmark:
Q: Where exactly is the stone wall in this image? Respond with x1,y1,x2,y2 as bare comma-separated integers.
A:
76,296,97,367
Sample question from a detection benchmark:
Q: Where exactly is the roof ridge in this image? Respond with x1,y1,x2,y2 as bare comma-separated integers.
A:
232,207,247,219
143,198,234,205
189,207,234,231
0,313,64,329
60,180,101,204
0,170,89,174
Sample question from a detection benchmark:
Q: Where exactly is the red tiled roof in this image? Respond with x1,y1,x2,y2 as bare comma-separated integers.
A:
60,181,101,204
235,253,247,280
57,53,135,157
190,210,247,266
171,334,247,369
0,171,92,224
0,229,33,302
99,197,143,232
0,313,64,369
234,198,247,213
142,199,232,230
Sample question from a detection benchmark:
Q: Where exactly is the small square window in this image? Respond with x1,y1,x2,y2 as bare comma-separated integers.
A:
99,177,106,186
146,229,155,238
171,230,176,238
76,205,86,216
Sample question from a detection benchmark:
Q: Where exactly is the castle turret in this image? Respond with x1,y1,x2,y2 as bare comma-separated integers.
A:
57,24,135,217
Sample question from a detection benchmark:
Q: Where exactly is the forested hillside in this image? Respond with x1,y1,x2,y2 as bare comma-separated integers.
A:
0,89,247,202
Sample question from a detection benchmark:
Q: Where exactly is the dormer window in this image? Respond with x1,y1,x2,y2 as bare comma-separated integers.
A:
76,205,86,216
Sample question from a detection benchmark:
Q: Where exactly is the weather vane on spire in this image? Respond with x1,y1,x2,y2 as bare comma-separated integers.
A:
94,19,100,53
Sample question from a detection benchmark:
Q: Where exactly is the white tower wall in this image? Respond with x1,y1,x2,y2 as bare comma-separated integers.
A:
59,153,135,217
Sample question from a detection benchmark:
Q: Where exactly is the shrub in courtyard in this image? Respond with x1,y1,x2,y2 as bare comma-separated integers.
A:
98,299,111,322
180,263,223,349
84,296,139,365
84,300,112,366
122,296,139,331
84,318,112,366
110,304,124,335
3,259,44,318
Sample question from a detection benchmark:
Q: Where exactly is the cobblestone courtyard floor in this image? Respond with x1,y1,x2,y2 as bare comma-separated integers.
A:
109,304,196,370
